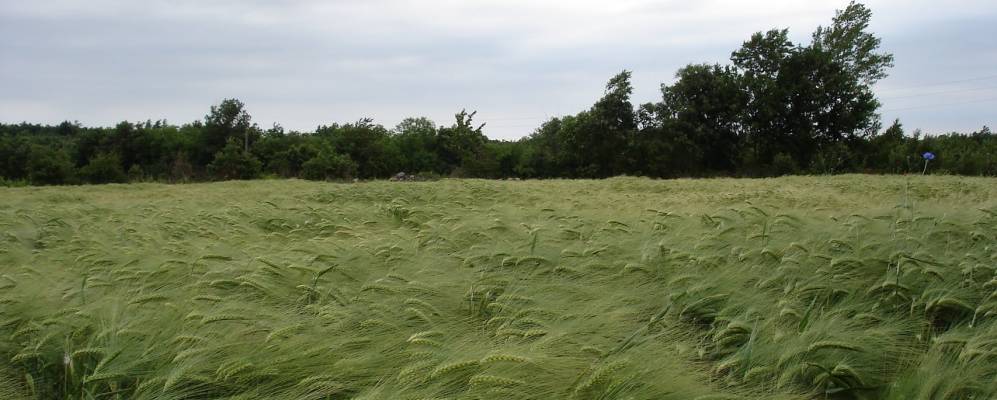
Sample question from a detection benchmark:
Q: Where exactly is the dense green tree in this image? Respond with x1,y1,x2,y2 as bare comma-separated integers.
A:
0,136,30,181
252,132,305,177
657,64,747,173
560,71,637,177
730,1,892,171
631,103,701,178
79,152,127,184
27,145,75,185
393,117,441,174
517,118,565,178
198,99,259,166
803,1,893,169
301,150,357,181
811,1,895,85
317,119,398,178
138,123,188,178
55,121,82,137
207,138,262,180
436,110,487,175
487,141,526,178
112,121,141,169
864,119,907,173
730,29,798,169
169,151,195,183
277,142,321,177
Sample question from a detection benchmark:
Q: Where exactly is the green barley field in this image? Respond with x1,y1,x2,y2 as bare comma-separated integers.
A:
1,176,996,399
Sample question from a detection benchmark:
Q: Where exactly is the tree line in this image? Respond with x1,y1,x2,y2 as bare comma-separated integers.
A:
1,2,994,186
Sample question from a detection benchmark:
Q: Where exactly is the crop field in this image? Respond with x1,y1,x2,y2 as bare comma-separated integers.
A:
1,176,996,399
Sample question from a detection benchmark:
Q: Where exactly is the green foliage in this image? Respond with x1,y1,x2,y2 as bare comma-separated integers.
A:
127,164,145,182
0,177,29,187
301,150,357,181
0,136,30,180
723,1,890,170
79,152,127,184
169,151,195,182
658,64,746,173
771,153,798,176
555,71,637,178
811,1,895,84
436,110,488,174
26,145,75,185
207,138,262,180
317,118,398,179
198,98,259,165
393,117,442,174
0,3,995,185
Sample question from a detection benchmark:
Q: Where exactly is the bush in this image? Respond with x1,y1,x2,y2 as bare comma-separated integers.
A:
808,142,849,175
0,177,28,187
772,153,798,176
127,164,145,182
79,153,127,184
207,139,262,180
170,152,195,183
302,151,357,181
26,145,75,185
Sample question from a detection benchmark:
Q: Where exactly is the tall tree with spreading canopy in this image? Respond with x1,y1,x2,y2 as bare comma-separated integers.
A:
393,117,441,174
437,110,487,174
318,118,398,179
561,70,637,177
657,64,747,173
198,99,259,166
729,1,893,171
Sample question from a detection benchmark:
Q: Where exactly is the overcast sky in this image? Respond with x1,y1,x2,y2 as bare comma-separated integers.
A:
1,0,994,140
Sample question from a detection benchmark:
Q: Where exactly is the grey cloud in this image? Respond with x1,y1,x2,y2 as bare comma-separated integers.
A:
0,0,994,139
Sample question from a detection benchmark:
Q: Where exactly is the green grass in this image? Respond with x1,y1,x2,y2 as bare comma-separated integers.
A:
1,175,995,399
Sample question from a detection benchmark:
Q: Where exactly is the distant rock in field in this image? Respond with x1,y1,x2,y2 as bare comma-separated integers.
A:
390,172,407,181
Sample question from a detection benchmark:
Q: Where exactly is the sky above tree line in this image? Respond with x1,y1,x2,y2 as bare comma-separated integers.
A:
1,0,994,140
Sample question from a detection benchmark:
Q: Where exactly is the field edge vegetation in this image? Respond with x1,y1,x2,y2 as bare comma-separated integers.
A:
2,2,995,188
